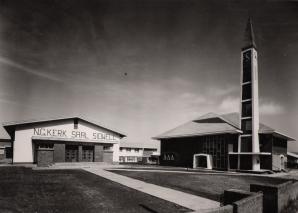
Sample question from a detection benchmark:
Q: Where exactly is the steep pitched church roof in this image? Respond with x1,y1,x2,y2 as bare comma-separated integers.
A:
153,112,295,141
242,17,257,50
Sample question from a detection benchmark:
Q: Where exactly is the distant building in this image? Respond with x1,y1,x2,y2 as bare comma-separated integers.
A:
1,116,126,166
153,19,295,171
287,152,298,168
0,138,12,163
119,143,160,164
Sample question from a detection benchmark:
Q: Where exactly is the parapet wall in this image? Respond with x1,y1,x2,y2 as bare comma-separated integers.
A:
197,205,233,213
224,189,263,213
251,180,298,213
194,178,298,213
196,189,262,213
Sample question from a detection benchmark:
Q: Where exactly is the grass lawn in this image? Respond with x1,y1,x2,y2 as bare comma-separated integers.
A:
0,167,189,213
110,169,287,201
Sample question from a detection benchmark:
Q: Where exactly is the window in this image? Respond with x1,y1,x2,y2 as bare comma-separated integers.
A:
38,144,54,149
163,153,175,161
74,119,78,129
243,50,252,83
242,101,252,117
126,148,131,152
120,147,123,151
119,156,125,162
241,136,252,152
5,147,12,158
135,148,139,153
104,146,112,151
242,84,252,100
127,156,136,162
242,119,252,134
202,135,227,169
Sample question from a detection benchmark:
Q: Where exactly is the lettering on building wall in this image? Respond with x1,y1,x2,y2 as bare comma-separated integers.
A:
34,128,67,137
33,128,117,141
71,131,87,139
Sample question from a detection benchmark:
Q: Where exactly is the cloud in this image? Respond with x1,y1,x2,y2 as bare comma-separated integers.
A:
0,56,62,82
218,97,239,113
208,86,238,97
218,98,285,115
0,97,42,111
260,102,284,115
180,92,207,104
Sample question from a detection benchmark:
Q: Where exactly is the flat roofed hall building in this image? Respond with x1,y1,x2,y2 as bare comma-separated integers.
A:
1,116,126,166
154,18,295,171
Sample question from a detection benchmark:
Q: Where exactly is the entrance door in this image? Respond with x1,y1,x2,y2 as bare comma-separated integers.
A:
198,156,207,168
82,146,94,162
280,155,285,170
65,145,78,162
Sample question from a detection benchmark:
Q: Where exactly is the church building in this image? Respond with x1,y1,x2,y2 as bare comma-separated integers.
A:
154,19,295,171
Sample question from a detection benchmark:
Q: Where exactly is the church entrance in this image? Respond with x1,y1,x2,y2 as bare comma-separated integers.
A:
193,154,213,169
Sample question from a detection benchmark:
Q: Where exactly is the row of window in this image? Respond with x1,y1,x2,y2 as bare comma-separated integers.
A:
37,144,112,151
119,156,141,162
38,144,54,149
163,154,175,161
202,136,227,169
119,148,140,153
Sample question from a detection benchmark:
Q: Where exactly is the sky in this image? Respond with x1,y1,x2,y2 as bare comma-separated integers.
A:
0,0,298,150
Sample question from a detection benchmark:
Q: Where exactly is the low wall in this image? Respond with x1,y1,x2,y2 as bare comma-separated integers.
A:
224,189,263,213
251,180,298,213
196,205,233,213
195,189,262,213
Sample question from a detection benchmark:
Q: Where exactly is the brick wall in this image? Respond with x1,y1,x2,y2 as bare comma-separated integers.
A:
103,151,113,163
196,205,233,213
251,180,298,213
197,189,262,213
223,189,263,213
94,145,103,162
37,149,54,167
54,144,65,162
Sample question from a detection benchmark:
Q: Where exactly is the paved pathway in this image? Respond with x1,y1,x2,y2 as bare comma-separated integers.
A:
83,167,219,211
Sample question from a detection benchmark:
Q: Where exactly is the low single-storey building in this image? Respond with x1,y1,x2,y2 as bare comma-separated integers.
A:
287,152,298,168
0,138,12,163
119,142,160,164
1,116,126,166
154,112,295,171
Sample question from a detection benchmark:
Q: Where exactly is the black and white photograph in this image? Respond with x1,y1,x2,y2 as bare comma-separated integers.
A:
0,0,298,212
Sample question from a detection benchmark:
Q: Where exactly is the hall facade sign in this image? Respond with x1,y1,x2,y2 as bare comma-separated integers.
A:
2,116,126,166
33,127,118,141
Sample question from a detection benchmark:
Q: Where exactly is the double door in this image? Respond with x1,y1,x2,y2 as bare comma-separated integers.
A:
65,145,94,162
65,145,78,162
82,146,94,162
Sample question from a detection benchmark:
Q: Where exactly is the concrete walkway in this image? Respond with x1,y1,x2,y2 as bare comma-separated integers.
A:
83,167,219,211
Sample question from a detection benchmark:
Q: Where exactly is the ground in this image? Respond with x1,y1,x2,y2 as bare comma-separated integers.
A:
0,167,189,213
110,169,287,201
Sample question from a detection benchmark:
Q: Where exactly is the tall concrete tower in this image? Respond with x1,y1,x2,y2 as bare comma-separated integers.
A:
239,18,260,170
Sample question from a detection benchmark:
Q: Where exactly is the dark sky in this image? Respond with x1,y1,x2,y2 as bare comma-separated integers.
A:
0,0,298,150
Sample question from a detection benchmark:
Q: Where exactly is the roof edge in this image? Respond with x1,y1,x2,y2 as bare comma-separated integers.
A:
153,129,241,140
2,116,126,137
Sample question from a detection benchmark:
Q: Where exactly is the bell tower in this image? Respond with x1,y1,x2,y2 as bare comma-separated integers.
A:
239,18,260,170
